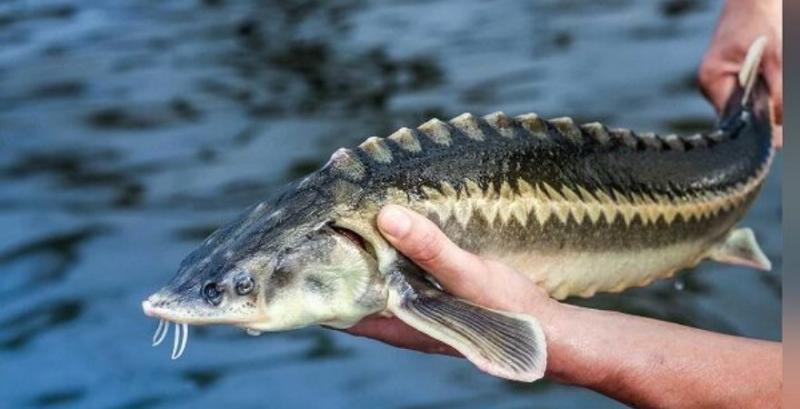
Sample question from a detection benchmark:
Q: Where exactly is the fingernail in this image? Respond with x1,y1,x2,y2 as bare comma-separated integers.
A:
378,205,411,238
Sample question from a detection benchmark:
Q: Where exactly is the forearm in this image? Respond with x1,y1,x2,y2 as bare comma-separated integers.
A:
542,304,782,408
360,206,782,406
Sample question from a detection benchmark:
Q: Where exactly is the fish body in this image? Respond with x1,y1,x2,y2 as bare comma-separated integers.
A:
331,109,772,301
143,38,775,382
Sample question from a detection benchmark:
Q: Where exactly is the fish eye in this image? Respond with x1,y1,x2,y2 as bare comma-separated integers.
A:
235,275,254,295
203,282,223,305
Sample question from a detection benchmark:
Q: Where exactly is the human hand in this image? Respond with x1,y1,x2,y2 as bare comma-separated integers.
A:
699,0,782,147
345,206,780,408
346,205,560,357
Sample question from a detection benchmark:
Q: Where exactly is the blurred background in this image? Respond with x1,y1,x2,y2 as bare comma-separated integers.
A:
0,0,781,408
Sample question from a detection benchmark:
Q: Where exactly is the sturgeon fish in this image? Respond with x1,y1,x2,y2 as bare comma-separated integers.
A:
143,38,775,381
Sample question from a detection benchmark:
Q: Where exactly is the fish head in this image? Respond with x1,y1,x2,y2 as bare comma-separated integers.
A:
142,185,386,334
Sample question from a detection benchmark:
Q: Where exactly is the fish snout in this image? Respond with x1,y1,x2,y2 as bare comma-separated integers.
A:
141,292,172,318
142,298,157,317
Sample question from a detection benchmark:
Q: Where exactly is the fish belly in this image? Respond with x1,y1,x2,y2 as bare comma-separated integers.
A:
481,240,709,300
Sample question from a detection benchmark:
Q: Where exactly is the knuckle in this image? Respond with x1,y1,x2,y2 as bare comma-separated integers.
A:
697,63,714,86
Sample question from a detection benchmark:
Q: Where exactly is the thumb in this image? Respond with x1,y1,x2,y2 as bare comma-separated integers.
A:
699,70,736,115
376,205,492,303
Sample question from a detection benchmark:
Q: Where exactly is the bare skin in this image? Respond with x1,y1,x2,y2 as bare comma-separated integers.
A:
347,206,781,408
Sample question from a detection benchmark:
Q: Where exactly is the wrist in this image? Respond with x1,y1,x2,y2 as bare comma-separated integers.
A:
538,302,586,383
535,302,623,387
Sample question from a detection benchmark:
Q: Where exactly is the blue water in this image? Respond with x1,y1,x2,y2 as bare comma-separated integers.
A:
0,0,781,408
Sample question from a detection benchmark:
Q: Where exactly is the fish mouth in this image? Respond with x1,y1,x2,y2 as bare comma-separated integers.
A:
143,298,268,359
142,299,192,360
142,298,206,323
142,293,243,323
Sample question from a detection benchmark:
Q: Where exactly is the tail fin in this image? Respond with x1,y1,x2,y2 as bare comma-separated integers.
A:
720,36,771,126
738,36,767,106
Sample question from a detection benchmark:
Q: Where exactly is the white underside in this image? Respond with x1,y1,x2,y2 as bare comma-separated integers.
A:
482,240,710,300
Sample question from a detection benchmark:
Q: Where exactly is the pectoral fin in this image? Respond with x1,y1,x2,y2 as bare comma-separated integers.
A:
386,272,547,382
709,228,771,271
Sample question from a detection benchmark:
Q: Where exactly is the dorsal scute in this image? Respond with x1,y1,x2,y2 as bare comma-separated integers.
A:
661,133,685,151
387,127,422,152
549,117,583,144
609,128,641,149
327,148,366,180
483,111,515,138
418,118,452,146
682,133,708,149
377,112,719,170
515,113,549,140
449,113,486,141
581,122,611,145
578,120,722,152
638,132,663,150
358,136,393,164
707,129,726,143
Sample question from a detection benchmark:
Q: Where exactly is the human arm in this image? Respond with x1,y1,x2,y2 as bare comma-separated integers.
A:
347,205,782,408
699,0,782,147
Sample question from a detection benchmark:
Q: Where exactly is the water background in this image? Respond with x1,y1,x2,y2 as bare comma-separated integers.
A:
0,0,781,408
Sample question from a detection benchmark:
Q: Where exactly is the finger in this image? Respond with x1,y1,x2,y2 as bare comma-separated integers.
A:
771,125,783,150
698,53,735,114
377,205,493,301
764,56,783,125
345,317,459,356
699,70,736,115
